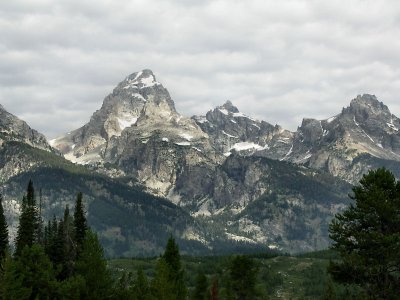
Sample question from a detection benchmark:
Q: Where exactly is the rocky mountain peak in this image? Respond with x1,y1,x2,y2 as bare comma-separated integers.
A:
346,94,391,119
0,104,52,152
220,100,239,113
121,69,160,90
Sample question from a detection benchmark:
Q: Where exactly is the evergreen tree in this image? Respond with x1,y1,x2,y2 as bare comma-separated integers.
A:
44,219,51,254
46,216,60,264
2,244,58,299
15,181,40,256
75,230,112,299
114,271,135,300
134,268,151,300
61,205,76,280
165,236,187,299
57,275,85,300
36,188,44,246
323,279,336,300
151,258,175,300
0,193,9,260
191,271,208,300
228,255,259,300
329,168,400,299
73,192,87,253
152,237,187,300
26,179,34,206
0,251,31,299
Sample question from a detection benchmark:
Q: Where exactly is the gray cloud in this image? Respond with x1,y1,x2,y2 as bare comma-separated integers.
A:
1,0,400,138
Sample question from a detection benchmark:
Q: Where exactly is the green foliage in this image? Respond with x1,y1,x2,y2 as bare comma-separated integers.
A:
0,251,31,299
227,255,259,300
151,258,175,300
151,237,187,300
2,244,58,299
75,230,112,299
0,193,8,259
133,268,151,300
60,205,76,280
57,275,85,300
109,251,359,300
191,271,208,300
15,181,40,256
329,168,400,299
74,192,87,253
113,271,135,300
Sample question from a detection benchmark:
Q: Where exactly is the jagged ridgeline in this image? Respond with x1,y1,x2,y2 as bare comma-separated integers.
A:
2,69,400,255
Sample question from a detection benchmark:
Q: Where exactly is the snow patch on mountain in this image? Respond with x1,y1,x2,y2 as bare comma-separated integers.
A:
118,117,137,131
175,141,191,146
327,116,336,123
222,130,237,138
225,232,256,244
131,93,146,102
179,133,193,141
218,108,229,115
231,142,264,151
124,72,160,89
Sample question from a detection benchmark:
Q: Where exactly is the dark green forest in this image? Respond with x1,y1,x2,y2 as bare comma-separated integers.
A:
1,167,400,299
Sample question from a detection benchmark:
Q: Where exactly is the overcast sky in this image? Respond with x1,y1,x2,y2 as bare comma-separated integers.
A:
1,0,400,138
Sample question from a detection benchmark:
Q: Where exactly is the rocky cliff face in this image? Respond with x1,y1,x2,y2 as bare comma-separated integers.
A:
49,70,156,164
0,105,55,183
51,70,220,197
193,100,293,159
274,94,400,182
0,104,52,152
50,70,400,253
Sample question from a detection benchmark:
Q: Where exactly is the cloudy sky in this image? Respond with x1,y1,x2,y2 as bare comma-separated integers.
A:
1,0,400,138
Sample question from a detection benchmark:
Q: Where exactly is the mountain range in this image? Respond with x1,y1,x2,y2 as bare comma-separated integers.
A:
2,69,400,256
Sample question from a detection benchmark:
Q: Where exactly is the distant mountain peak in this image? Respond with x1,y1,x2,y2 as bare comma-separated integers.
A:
122,69,161,90
348,94,390,115
220,100,239,113
0,103,52,152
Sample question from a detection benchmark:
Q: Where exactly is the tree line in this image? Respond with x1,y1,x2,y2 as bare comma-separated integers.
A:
0,180,113,299
0,181,263,299
2,167,399,299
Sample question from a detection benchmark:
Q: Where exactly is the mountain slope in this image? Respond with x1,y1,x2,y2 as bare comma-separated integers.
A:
192,100,293,159
0,104,52,152
274,94,400,182
1,140,212,257
48,71,400,253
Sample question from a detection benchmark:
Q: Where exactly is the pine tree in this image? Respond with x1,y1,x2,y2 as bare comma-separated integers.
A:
192,271,208,300
151,258,175,300
26,179,35,206
323,279,336,300
75,230,112,299
152,237,187,300
73,192,87,253
46,216,60,265
0,193,9,259
228,255,259,300
329,168,400,298
61,205,76,279
36,188,44,245
0,251,31,299
113,271,134,300
2,244,57,299
15,181,40,256
134,268,150,300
